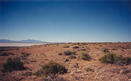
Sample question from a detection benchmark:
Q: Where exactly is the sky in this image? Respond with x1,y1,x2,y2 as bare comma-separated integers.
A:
0,0,131,42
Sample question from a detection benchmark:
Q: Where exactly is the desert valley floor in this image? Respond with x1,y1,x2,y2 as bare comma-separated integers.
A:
0,42,131,81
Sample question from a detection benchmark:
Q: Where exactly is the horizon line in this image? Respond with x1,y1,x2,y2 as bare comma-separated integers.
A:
0,39,131,43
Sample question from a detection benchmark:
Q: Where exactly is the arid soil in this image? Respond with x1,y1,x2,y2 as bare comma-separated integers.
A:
0,42,131,81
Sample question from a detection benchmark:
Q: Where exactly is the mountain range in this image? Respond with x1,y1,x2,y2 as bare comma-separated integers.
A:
0,39,47,43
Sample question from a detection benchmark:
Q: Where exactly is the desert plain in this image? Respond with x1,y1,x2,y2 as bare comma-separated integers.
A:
0,42,131,81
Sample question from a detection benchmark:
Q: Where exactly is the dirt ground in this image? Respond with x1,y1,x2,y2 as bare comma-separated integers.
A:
0,42,131,81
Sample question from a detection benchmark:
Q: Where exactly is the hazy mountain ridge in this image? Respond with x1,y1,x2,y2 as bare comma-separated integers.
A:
0,39,47,43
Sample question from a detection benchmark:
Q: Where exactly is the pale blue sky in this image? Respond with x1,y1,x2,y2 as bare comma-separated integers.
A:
0,1,131,42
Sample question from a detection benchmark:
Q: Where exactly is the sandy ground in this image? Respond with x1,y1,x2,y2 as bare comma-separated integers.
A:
0,42,131,81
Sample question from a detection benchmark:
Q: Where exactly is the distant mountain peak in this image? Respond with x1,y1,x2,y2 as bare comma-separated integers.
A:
20,39,46,43
0,39,47,43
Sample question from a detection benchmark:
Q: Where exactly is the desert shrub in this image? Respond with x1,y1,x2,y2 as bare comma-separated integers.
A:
21,52,30,59
85,67,93,72
120,57,131,65
99,53,116,64
64,59,69,62
63,46,69,48
58,53,62,55
64,51,75,55
73,46,79,49
99,53,131,65
78,53,91,60
77,43,80,45
35,61,67,76
102,48,109,54
1,57,25,72
69,55,76,59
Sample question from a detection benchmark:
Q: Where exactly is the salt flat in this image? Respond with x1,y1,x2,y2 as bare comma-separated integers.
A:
0,43,44,47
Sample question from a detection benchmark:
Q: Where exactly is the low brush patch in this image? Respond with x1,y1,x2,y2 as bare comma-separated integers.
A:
78,53,91,61
64,51,76,55
35,61,67,76
1,57,25,73
99,53,131,65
